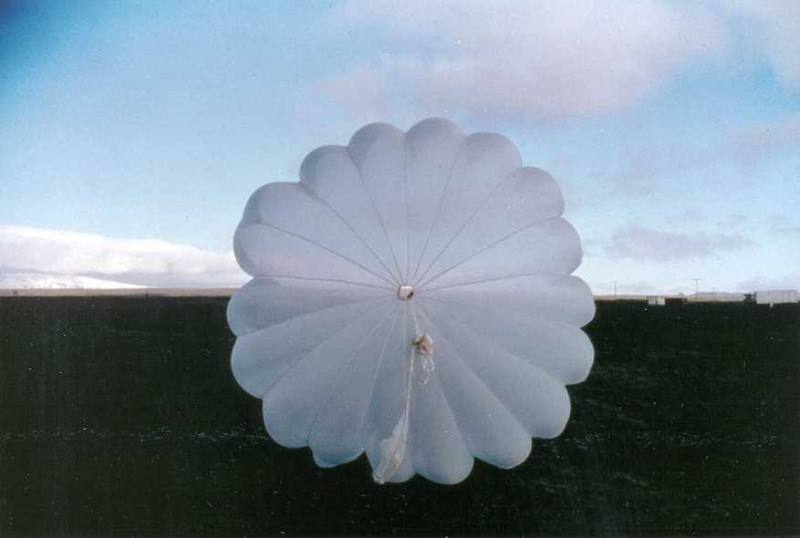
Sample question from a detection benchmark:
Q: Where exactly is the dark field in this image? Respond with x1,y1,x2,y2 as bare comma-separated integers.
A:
0,297,798,536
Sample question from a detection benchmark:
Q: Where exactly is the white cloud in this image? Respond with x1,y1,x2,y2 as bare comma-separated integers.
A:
665,208,708,225
323,0,728,119
722,0,800,90
610,113,800,196
0,272,146,290
715,213,748,231
606,223,755,262
728,113,800,162
768,214,800,236
0,225,247,287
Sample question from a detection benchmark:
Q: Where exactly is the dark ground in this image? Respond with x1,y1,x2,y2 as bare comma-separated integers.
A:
0,297,798,536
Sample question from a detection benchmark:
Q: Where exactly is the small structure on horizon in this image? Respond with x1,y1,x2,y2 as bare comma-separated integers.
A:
666,294,688,305
689,292,747,303
754,289,798,306
595,289,799,305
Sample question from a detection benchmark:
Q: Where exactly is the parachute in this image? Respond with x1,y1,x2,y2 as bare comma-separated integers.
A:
228,118,595,484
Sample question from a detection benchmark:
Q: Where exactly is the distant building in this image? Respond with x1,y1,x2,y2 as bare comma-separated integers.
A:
754,290,798,306
665,295,688,305
689,292,747,303
594,290,798,305
594,294,649,303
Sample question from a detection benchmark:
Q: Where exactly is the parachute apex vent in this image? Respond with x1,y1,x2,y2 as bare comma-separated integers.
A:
397,285,415,301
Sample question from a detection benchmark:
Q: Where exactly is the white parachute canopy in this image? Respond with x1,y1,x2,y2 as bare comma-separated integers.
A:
228,118,595,485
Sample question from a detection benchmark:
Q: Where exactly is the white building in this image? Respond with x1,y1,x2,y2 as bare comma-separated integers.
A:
647,295,666,306
754,289,798,305
689,292,747,302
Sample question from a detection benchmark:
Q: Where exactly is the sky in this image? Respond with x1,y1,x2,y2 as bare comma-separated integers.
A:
1,0,798,293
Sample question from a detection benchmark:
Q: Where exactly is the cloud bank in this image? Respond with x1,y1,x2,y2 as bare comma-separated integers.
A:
323,0,727,119
0,226,247,288
319,0,800,122
606,223,755,262
610,113,800,197
723,0,800,90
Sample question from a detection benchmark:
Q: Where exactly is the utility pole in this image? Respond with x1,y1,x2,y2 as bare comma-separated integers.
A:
692,278,701,296
613,280,618,297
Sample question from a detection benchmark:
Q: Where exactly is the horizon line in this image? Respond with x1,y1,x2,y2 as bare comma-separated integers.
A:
1,288,797,301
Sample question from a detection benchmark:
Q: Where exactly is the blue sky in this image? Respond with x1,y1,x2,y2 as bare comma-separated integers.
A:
1,0,798,292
